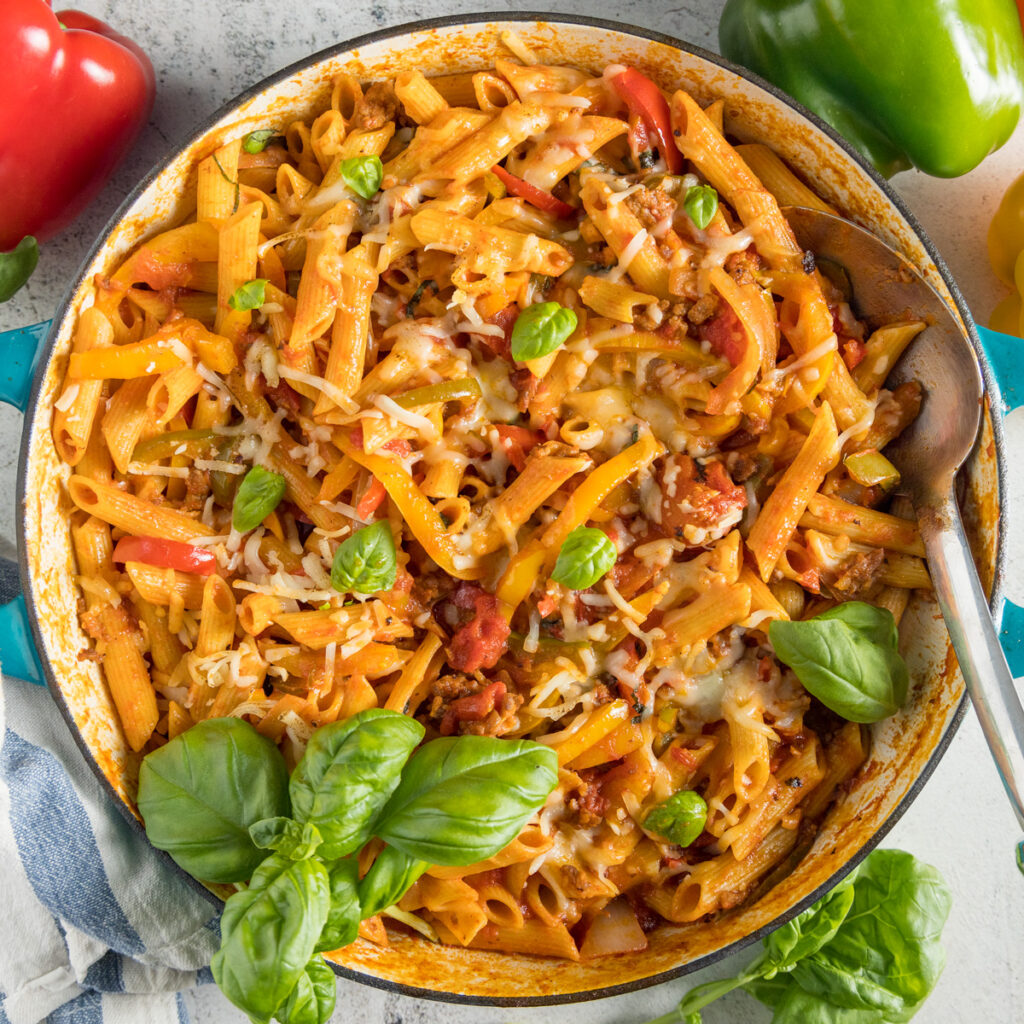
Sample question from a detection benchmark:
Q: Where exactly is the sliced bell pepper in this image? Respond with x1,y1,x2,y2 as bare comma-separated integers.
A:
608,67,684,174
491,165,576,220
112,536,218,576
719,0,1024,178
0,1,155,254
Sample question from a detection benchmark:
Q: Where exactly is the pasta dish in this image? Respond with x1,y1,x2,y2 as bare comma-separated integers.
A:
51,34,929,961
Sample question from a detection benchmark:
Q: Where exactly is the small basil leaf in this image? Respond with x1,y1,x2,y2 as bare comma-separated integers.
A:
340,155,383,199
315,857,361,953
289,708,424,860
550,526,616,590
275,956,336,1024
769,602,908,723
243,129,279,154
357,845,429,920
232,465,287,533
330,520,397,594
373,735,558,866
789,850,951,1017
509,301,578,362
643,790,708,847
683,184,718,230
138,718,289,883
228,278,268,311
0,236,39,303
249,817,323,860
211,853,330,1024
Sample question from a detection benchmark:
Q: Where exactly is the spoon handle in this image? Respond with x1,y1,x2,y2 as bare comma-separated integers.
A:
921,490,1024,872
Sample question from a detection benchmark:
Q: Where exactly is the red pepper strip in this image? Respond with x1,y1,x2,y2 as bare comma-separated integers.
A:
112,535,217,576
609,67,684,174
491,165,577,220
356,477,387,520
0,2,155,249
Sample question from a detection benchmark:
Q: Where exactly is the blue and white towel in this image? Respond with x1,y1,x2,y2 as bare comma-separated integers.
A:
0,647,220,1023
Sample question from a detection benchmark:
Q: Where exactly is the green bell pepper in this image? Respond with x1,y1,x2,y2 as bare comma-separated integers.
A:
719,0,1024,177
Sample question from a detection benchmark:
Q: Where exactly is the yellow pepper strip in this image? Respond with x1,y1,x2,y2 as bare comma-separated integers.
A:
540,433,665,563
538,699,632,766
338,437,482,581
495,540,546,618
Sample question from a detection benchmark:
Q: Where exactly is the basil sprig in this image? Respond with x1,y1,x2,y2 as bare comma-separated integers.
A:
330,520,397,594
643,790,707,847
0,235,39,302
139,709,558,1024
233,465,287,533
655,849,951,1024
769,602,909,723
228,277,269,311
551,525,616,590
509,301,578,361
340,154,384,199
683,183,718,230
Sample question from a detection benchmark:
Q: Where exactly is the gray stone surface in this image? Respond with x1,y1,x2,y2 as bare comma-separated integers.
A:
2,3,1023,1021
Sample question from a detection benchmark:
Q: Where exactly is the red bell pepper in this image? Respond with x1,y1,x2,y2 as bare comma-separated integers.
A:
0,1,155,254
491,165,577,220
112,536,218,576
609,67,684,174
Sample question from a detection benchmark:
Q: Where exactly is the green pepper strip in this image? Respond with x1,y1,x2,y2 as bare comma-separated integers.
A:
132,429,221,463
391,378,482,409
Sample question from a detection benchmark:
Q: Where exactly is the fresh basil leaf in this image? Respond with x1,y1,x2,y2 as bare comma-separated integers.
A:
275,956,336,1024
373,735,558,866
550,526,616,590
315,857,361,953
211,853,330,1024
763,874,856,976
249,817,323,861
243,129,279,154
769,602,908,723
643,790,708,848
683,184,718,230
789,850,951,1018
330,520,397,594
340,155,383,199
509,301,578,362
232,465,287,533
228,277,268,311
0,236,39,303
357,845,429,920
665,850,950,1024
289,709,424,860
138,718,289,883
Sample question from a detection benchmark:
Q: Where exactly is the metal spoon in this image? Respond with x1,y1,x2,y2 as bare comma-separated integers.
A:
783,206,1024,873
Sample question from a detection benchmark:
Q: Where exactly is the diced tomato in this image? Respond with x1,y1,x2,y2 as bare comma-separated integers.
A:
112,535,217,575
448,585,511,673
535,593,558,617
670,745,700,770
491,165,576,220
356,477,387,519
473,303,518,361
440,681,507,735
841,337,866,370
264,379,303,414
609,67,684,174
495,424,541,472
698,305,747,367
657,455,747,542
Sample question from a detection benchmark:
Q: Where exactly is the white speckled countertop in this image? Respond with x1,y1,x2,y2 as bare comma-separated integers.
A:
2,2,1024,1021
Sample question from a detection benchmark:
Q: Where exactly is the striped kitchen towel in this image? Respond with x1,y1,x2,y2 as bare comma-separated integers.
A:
0,665,220,1024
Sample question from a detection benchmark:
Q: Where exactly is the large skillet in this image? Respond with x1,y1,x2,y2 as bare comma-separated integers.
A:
0,13,1007,1007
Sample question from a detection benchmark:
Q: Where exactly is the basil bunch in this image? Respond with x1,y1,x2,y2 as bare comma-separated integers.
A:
138,712,557,1024
651,849,951,1024
769,602,909,723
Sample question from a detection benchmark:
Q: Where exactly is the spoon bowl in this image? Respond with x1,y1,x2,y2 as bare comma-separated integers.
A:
785,206,1024,871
